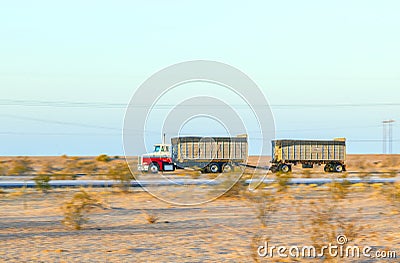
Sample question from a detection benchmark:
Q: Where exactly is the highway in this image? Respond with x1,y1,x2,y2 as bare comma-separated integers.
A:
246,177,400,185
0,179,220,188
0,177,399,188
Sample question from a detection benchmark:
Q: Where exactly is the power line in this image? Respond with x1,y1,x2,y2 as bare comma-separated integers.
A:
1,99,400,109
0,131,398,144
0,114,120,131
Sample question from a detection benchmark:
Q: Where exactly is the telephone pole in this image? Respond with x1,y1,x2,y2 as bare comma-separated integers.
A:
382,120,395,154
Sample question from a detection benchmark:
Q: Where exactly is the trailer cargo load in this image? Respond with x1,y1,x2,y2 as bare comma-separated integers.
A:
171,135,248,173
270,138,346,173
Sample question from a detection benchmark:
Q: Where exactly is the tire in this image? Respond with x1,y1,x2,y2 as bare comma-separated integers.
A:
149,163,159,174
280,164,291,173
324,164,332,173
269,165,277,173
208,163,220,173
222,163,233,173
334,164,343,173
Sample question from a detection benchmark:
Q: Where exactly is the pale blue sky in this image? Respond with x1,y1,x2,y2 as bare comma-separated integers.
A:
0,0,399,155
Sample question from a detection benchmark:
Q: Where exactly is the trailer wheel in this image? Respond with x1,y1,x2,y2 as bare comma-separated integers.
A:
324,164,331,172
208,163,220,173
334,164,343,173
270,165,279,173
149,163,159,173
280,164,291,173
222,163,233,173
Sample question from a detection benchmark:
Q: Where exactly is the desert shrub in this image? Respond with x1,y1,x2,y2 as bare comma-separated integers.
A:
246,189,279,229
217,174,246,199
143,212,159,224
62,190,105,230
301,169,312,178
0,164,8,176
8,157,34,176
36,162,54,190
328,180,351,200
275,172,292,192
33,174,51,192
107,162,135,191
384,183,400,211
96,154,111,162
114,156,120,159
305,184,364,260
39,162,55,174
61,154,68,159
55,159,83,179
381,169,398,178
77,161,98,176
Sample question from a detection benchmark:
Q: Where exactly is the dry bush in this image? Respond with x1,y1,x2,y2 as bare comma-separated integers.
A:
107,162,135,191
33,174,51,192
306,183,364,260
381,156,400,169
275,172,292,192
96,154,111,162
246,189,279,229
328,180,351,200
40,162,55,174
62,190,105,230
77,160,98,176
216,174,246,199
0,163,8,176
176,168,201,179
352,159,368,171
54,160,81,180
383,183,400,212
246,186,283,263
301,169,312,178
250,234,264,263
7,157,34,176
143,212,159,224
381,169,398,178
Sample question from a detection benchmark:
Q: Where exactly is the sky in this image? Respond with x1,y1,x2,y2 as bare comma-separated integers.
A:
0,0,399,155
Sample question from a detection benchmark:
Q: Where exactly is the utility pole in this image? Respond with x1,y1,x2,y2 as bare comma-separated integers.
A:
382,120,395,154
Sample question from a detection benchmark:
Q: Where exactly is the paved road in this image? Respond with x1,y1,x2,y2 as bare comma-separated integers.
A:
0,179,220,188
246,177,400,185
0,177,399,188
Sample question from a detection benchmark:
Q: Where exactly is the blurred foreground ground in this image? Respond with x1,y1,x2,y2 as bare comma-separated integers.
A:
0,155,399,262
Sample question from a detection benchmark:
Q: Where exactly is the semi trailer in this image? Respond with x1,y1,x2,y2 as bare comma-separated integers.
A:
270,138,346,173
138,135,248,173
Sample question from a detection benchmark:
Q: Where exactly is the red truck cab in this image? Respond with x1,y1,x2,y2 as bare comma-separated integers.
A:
138,144,174,173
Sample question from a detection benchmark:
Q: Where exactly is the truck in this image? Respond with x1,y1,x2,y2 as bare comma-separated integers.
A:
137,135,248,173
270,138,346,173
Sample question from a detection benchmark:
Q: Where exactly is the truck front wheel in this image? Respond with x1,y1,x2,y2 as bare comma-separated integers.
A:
324,164,333,172
149,163,159,173
208,163,220,173
280,164,291,173
334,164,344,173
222,163,233,173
